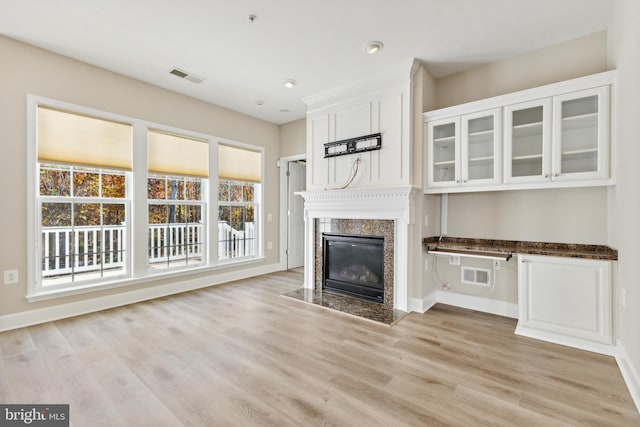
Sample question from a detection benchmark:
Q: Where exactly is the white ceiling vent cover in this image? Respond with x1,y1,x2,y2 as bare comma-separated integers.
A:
461,266,491,286
169,67,205,84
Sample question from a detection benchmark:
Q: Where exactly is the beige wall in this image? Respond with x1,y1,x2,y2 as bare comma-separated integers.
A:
432,32,610,246
608,0,640,407
279,118,306,158
0,36,280,317
435,31,608,109
428,32,611,301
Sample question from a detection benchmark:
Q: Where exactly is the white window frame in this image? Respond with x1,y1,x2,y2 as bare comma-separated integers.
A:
27,96,265,302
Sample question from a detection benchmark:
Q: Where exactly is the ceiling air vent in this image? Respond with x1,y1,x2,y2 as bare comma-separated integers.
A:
169,67,205,84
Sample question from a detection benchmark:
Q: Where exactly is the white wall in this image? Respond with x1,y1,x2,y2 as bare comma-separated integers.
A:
607,0,640,410
0,36,280,318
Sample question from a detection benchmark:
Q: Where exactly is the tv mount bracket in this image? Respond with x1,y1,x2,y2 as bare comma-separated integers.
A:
323,132,382,158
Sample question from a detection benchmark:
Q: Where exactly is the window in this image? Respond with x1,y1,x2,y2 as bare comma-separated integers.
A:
29,97,265,299
36,106,132,288
218,144,262,260
147,130,209,269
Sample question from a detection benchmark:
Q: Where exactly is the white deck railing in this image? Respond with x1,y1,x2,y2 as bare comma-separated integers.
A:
42,221,256,277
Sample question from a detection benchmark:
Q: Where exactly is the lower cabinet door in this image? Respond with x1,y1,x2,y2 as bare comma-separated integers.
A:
517,254,612,344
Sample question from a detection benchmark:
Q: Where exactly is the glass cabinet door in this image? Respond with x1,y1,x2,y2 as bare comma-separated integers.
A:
504,99,552,183
426,117,460,187
552,87,609,181
461,109,500,186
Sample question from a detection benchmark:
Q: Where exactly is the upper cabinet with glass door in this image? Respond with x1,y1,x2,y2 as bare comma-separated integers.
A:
462,109,501,186
426,117,460,188
552,87,609,181
423,70,615,194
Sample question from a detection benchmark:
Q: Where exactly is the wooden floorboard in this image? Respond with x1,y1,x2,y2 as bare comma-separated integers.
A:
1,269,638,426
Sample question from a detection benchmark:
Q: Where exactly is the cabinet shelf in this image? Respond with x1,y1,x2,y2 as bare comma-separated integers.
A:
513,121,543,129
468,129,494,137
512,154,543,161
469,156,494,163
562,112,598,121
434,160,456,166
562,148,597,156
434,136,455,143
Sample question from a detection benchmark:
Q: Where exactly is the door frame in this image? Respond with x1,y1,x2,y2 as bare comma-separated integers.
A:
279,153,307,271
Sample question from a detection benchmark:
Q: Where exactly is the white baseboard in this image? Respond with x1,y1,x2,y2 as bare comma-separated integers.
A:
515,325,616,356
616,339,640,414
0,263,279,332
410,291,437,313
435,290,518,319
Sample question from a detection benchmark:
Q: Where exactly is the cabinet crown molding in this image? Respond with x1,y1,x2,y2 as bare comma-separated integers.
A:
424,70,616,121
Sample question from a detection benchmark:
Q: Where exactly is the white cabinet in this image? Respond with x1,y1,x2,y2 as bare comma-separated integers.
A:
516,254,612,349
552,87,610,182
504,99,552,184
426,109,500,189
426,117,460,188
423,71,615,194
462,109,501,186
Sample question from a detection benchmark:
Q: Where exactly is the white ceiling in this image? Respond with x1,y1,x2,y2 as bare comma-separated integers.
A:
0,0,612,125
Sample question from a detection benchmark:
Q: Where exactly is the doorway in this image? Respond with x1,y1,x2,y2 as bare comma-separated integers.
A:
279,155,306,270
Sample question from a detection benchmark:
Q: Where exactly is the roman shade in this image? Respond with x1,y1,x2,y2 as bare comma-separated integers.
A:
148,130,209,178
37,106,133,170
218,144,262,183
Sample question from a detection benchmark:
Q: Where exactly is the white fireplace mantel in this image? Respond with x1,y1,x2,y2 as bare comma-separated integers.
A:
297,186,419,312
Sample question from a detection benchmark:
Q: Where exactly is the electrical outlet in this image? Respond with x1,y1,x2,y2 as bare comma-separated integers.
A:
493,260,501,270
448,255,460,266
267,213,273,222
267,241,273,250
4,270,18,285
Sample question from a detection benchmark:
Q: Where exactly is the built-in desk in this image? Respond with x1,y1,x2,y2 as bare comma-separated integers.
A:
423,236,617,355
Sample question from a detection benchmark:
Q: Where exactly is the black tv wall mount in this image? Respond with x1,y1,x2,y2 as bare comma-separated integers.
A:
323,132,382,158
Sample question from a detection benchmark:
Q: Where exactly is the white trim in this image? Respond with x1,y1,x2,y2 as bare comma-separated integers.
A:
423,70,617,122
1,263,279,332
410,291,437,313
515,325,616,356
279,154,306,271
616,339,640,414
435,289,519,319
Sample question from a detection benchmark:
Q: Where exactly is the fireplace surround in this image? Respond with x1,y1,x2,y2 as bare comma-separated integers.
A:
298,186,418,312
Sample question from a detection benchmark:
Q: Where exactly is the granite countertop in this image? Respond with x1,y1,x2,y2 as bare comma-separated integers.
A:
423,236,618,261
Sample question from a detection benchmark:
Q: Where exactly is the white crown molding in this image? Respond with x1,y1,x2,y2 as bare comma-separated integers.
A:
423,70,617,121
303,58,418,112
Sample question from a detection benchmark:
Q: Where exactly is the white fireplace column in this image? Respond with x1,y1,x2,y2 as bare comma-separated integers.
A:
298,186,418,312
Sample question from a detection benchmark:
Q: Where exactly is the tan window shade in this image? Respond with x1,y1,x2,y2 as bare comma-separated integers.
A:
218,144,262,183
37,106,133,170
148,130,209,178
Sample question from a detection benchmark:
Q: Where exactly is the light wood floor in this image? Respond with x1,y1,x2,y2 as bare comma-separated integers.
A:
1,270,638,426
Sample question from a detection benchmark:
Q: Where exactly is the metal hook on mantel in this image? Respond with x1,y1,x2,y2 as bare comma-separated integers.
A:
325,157,361,191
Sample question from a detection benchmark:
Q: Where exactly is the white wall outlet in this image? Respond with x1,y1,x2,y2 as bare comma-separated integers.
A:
493,260,501,270
4,269,19,285
267,213,273,222
448,255,460,266
267,241,273,250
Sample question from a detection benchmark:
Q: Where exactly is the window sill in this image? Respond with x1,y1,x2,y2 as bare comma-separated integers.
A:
26,256,267,303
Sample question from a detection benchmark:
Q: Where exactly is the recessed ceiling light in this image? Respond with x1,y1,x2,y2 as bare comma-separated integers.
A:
279,109,290,113
256,99,264,106
283,79,297,89
363,41,384,55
